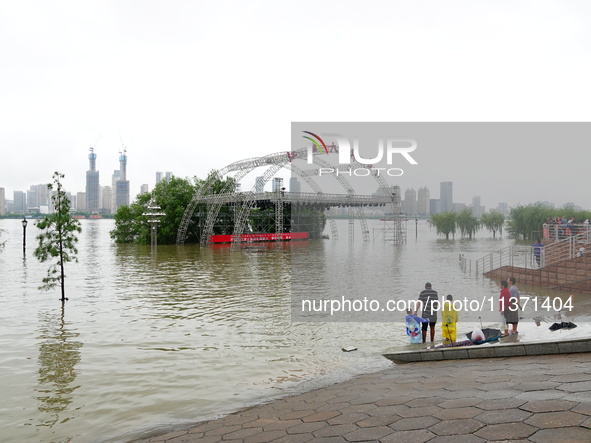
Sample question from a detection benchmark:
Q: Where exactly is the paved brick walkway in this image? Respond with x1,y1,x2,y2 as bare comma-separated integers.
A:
132,353,591,442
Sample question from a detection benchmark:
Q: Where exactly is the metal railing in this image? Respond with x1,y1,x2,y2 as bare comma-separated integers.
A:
544,222,590,242
460,231,589,277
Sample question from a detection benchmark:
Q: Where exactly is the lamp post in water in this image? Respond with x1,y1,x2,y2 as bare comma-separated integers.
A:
144,201,165,249
21,217,28,255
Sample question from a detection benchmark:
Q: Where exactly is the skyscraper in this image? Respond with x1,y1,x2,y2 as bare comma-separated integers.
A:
417,187,430,216
14,191,26,213
86,147,100,213
403,188,417,216
255,176,264,193
115,150,130,210
289,177,301,193
440,181,453,213
156,171,172,184
111,170,120,214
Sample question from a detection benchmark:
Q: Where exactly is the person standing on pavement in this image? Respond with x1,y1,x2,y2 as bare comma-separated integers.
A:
414,282,439,343
508,276,522,334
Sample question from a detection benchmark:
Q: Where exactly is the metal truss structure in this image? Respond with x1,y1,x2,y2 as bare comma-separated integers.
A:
176,147,405,245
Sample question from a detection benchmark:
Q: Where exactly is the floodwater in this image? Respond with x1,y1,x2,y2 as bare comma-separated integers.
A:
0,218,588,443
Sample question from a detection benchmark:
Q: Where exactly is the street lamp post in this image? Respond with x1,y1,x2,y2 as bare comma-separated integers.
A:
22,217,28,255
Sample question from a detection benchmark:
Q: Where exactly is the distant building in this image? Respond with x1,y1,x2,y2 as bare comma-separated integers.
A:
471,196,485,218
101,186,112,214
140,184,149,195
13,191,26,213
453,202,467,212
255,176,264,193
111,170,120,214
156,171,172,184
403,188,417,216
77,192,87,212
86,148,100,213
0,187,5,215
417,187,430,216
115,151,130,210
289,177,301,193
26,189,37,211
30,184,50,207
496,202,509,215
68,193,77,211
430,198,442,215
440,181,453,212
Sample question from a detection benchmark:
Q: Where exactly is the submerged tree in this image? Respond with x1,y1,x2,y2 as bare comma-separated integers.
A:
480,211,505,238
111,174,237,244
429,212,457,239
456,209,480,239
34,172,81,302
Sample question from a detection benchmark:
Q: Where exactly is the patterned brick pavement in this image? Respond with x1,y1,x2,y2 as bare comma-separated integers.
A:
132,353,591,442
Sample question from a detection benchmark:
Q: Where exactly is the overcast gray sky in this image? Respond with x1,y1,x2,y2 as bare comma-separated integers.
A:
1,0,590,210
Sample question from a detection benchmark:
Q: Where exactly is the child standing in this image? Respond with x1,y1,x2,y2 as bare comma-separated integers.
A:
442,294,459,342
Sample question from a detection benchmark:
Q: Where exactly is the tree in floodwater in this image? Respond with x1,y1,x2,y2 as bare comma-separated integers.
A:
480,211,505,238
456,209,480,239
507,204,554,240
429,212,457,239
34,172,82,302
111,173,237,244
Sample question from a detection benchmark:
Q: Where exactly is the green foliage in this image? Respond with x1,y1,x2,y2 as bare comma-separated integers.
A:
480,210,505,238
456,209,480,239
507,204,554,240
110,174,237,244
507,204,591,240
429,212,457,239
34,172,82,301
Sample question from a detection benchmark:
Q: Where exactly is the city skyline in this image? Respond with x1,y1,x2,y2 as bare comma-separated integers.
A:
2,2,591,211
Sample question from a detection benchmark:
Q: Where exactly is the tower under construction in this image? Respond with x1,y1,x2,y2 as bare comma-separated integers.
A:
86,147,100,213
115,149,130,210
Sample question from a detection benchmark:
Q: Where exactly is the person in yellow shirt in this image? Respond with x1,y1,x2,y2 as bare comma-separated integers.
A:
442,294,459,342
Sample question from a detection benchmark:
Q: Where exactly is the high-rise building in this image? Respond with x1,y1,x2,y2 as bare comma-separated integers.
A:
140,184,149,194
77,192,87,212
86,148,100,213
30,184,50,207
156,171,172,185
101,186,112,214
440,181,453,213
115,151,130,210
289,177,301,193
403,188,417,216
0,187,5,215
471,196,485,218
430,199,441,215
26,190,37,211
417,187,430,216
111,170,120,214
13,191,26,213
255,176,264,193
